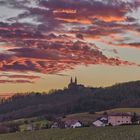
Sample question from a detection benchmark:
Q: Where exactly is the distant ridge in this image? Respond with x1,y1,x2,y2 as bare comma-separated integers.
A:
0,80,139,121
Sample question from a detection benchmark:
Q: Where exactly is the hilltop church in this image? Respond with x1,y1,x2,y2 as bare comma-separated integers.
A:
68,77,85,89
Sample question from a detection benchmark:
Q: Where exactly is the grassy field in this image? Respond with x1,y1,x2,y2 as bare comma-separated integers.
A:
62,108,140,123
62,112,101,123
99,108,140,114
1,126,140,140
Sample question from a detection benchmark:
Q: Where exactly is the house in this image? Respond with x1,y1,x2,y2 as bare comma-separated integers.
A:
51,122,59,128
71,121,82,128
93,120,106,127
26,124,33,131
51,121,65,129
108,113,132,126
65,120,82,128
93,117,108,127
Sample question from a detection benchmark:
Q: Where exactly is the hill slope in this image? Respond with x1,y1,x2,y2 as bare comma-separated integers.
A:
0,81,140,121
99,108,140,114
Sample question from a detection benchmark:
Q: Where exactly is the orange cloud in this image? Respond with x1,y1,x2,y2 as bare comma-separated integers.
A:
96,16,125,22
55,17,92,24
53,9,77,14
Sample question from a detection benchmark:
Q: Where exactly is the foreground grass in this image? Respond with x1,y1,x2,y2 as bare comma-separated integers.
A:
0,126,140,140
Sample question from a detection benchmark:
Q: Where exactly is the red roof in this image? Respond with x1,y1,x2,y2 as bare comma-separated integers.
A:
108,112,132,117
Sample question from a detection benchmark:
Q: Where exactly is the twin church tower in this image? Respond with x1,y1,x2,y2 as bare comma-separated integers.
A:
68,77,84,89
70,77,77,85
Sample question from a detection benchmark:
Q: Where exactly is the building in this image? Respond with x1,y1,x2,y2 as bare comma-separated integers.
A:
100,117,108,123
68,77,77,89
68,77,84,89
26,124,33,131
51,121,65,129
93,117,108,127
51,122,59,128
93,120,106,127
65,120,82,128
108,113,132,126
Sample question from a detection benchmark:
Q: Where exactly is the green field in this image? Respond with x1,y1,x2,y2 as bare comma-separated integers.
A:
1,126,140,140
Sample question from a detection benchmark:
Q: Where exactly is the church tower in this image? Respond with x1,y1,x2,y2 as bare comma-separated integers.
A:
68,76,84,89
70,77,73,84
75,77,77,85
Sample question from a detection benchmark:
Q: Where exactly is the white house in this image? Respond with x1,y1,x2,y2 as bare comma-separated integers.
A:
65,120,82,128
93,117,108,127
51,122,59,128
93,120,106,127
108,113,132,126
71,121,82,128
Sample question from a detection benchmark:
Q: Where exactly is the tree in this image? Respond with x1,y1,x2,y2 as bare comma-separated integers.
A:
131,112,138,124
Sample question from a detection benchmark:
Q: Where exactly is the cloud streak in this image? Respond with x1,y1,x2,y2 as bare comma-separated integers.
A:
0,79,33,84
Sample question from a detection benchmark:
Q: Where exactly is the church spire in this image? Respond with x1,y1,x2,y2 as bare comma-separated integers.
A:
70,77,73,84
75,77,77,85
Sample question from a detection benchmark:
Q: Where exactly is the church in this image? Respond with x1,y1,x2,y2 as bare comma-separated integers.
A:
68,77,85,89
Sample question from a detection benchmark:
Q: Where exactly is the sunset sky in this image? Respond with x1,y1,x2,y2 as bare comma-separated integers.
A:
0,0,140,94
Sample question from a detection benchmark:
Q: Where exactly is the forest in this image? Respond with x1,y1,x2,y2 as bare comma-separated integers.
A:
0,81,140,121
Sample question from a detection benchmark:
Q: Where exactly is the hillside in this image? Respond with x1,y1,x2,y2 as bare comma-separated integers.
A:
1,126,140,140
0,80,140,121
99,108,140,114
62,108,140,123
61,112,101,123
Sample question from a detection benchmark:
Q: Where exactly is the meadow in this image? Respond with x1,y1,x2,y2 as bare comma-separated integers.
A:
62,108,140,123
0,126,140,140
99,108,140,114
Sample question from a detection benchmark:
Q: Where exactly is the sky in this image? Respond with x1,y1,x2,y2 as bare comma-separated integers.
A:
0,0,140,94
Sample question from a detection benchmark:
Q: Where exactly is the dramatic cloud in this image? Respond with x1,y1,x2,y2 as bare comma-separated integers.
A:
0,0,140,84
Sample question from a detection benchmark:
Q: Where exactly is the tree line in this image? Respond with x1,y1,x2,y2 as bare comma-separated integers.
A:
0,81,140,121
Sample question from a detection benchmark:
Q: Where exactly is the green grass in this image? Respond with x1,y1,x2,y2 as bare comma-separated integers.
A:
1,126,140,140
